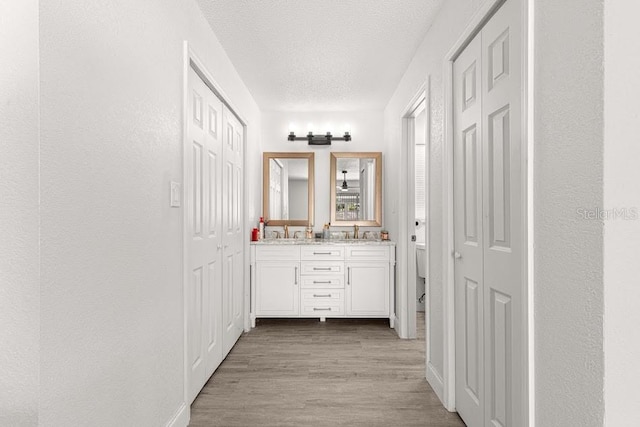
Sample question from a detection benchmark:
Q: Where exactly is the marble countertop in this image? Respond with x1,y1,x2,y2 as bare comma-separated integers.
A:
250,238,395,246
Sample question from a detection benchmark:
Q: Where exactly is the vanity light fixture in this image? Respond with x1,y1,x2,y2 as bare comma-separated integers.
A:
287,124,351,145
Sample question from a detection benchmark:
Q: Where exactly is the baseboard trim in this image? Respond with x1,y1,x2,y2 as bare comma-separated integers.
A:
393,314,407,338
166,402,189,427
426,361,448,410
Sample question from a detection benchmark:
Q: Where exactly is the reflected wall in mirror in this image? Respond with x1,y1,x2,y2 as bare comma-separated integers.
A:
330,152,382,226
263,152,315,226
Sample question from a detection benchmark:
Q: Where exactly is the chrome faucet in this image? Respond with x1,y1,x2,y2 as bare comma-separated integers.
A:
354,224,360,239
283,224,289,239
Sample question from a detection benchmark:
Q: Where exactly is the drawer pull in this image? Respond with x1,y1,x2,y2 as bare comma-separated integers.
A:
313,307,332,311
313,267,332,271
313,280,332,284
313,252,332,255
313,294,332,298
347,267,351,285
294,266,298,285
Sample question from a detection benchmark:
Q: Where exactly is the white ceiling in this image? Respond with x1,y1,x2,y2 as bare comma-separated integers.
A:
196,0,444,111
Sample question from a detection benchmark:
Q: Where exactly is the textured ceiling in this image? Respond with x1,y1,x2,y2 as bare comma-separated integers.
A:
196,0,444,111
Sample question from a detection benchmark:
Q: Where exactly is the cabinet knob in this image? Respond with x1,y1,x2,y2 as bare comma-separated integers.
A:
454,251,462,259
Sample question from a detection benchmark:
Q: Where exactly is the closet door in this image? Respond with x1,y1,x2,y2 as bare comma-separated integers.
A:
186,67,223,403
222,107,244,357
453,0,523,425
481,0,523,425
453,30,485,427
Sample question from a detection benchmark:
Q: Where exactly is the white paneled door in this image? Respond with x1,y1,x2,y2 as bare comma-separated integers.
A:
453,0,523,426
222,107,244,358
454,29,484,426
186,66,244,404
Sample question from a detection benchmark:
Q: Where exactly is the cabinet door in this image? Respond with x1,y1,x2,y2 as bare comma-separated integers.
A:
346,262,389,316
256,262,299,316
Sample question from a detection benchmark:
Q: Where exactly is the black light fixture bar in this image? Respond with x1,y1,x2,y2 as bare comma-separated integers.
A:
287,131,351,145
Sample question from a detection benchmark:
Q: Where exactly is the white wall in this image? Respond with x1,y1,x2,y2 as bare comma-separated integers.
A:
383,0,482,390
260,111,385,232
604,2,640,425
38,1,261,425
0,1,40,425
534,1,604,425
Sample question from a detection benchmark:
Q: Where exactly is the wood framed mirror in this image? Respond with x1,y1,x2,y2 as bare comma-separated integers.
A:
330,152,382,226
263,152,315,226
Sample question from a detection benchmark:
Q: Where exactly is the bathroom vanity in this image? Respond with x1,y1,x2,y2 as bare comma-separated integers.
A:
249,240,396,327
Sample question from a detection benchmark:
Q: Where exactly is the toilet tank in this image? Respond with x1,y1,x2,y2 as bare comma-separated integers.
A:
416,242,426,278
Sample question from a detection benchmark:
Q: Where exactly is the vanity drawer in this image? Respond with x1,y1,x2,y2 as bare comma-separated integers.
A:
345,245,389,261
300,261,344,275
300,275,344,288
301,289,344,302
300,301,345,317
255,245,300,261
301,304,344,316
300,245,345,261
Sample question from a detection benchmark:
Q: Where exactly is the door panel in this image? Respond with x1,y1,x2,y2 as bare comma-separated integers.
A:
454,30,484,427
188,266,204,395
488,105,511,249
186,67,224,403
222,108,244,357
481,0,522,425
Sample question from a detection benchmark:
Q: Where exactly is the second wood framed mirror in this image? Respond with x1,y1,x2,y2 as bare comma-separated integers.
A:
330,152,382,226
263,152,315,226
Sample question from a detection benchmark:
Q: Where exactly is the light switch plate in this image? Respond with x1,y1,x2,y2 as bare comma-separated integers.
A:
170,181,181,207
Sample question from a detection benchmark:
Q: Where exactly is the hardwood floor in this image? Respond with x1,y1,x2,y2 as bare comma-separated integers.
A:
190,313,464,426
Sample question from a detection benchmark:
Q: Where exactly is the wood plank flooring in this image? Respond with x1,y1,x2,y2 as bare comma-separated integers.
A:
190,313,464,426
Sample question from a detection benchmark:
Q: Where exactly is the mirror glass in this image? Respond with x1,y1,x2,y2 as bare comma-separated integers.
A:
263,152,314,226
330,152,382,226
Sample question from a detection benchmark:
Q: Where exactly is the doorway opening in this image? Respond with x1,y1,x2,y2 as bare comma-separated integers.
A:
401,83,428,343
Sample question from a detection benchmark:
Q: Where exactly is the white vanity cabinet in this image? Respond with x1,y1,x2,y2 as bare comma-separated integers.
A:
250,241,395,328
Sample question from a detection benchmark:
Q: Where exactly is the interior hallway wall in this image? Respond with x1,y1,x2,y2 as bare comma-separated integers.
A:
534,1,604,425
603,1,640,425
38,1,261,425
0,0,40,425
260,111,385,231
